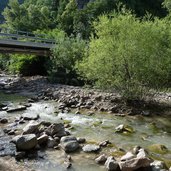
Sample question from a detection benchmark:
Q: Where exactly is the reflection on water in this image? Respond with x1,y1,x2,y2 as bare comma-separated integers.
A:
0,93,171,170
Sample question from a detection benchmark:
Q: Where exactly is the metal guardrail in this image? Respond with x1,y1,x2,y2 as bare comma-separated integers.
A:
0,28,56,44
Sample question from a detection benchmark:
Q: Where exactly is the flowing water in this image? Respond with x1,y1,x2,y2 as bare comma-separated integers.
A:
0,92,171,171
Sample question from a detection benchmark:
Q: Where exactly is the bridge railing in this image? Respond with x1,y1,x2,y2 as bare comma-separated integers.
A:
0,28,56,44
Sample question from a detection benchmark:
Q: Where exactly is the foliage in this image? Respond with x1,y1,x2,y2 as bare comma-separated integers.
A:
49,35,87,84
8,54,47,76
77,11,171,100
0,54,10,70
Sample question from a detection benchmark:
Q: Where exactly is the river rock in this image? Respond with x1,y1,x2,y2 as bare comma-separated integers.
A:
0,118,8,124
7,106,26,113
60,136,79,152
105,156,120,171
15,151,26,160
99,140,111,147
77,137,86,143
150,160,166,171
22,113,39,120
11,134,37,150
23,121,40,134
132,146,141,155
82,144,100,153
37,133,48,145
121,152,135,161
45,123,66,137
137,148,148,158
47,137,57,148
119,157,152,171
95,154,107,164
115,124,134,133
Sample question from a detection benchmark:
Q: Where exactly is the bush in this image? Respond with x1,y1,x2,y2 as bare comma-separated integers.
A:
8,54,47,76
50,35,87,85
77,11,171,100
0,54,10,71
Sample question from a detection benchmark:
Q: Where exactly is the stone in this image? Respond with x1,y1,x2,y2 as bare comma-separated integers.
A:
8,130,15,135
150,160,166,171
11,134,37,150
132,146,141,155
95,154,107,164
82,144,100,153
0,118,8,124
60,136,79,152
22,113,39,120
77,137,86,143
105,156,120,171
137,148,148,158
37,134,48,145
47,137,57,148
121,152,135,161
23,121,40,134
99,140,111,147
15,151,26,160
119,157,152,171
45,123,66,137
115,124,134,133
7,106,26,113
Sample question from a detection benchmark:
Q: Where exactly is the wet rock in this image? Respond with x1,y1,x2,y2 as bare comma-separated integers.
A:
22,113,39,120
121,152,135,161
37,134,48,145
8,130,15,135
7,106,26,113
150,160,166,171
47,137,57,148
11,134,37,150
45,123,66,137
132,146,141,155
95,154,107,164
15,151,26,160
60,136,79,152
0,136,16,157
77,137,86,144
82,144,100,153
137,148,148,158
23,121,40,134
64,161,72,169
105,156,120,171
0,118,8,124
148,144,168,154
99,140,111,147
119,157,152,171
75,110,80,115
115,124,134,133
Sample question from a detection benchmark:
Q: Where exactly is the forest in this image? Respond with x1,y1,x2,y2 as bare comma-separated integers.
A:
0,0,171,100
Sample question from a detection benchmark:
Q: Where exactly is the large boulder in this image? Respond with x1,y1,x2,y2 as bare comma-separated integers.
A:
82,144,100,153
11,134,37,150
119,157,152,171
105,156,120,171
60,136,79,152
23,121,40,134
45,123,66,137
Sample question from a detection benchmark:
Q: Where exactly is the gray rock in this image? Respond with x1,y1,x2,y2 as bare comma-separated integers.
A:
121,152,135,161
47,137,56,148
77,137,86,143
22,113,39,120
7,106,26,113
45,123,66,137
150,160,166,171
119,157,152,171
12,134,37,150
60,136,79,152
95,154,107,164
82,144,100,153
0,118,8,124
23,121,40,134
105,156,120,171
137,148,148,158
37,133,48,145
15,151,26,160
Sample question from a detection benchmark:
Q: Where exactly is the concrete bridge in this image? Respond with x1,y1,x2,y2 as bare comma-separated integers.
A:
0,28,55,56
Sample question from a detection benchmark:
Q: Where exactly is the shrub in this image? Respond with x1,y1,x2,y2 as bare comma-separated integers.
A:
77,11,171,100
50,35,87,85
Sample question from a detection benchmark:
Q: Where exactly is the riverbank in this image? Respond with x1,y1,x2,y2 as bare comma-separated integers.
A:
1,74,171,116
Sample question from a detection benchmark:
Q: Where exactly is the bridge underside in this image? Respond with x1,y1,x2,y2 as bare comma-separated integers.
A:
0,46,50,56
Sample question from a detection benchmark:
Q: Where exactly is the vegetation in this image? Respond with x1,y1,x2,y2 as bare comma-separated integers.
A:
0,0,171,100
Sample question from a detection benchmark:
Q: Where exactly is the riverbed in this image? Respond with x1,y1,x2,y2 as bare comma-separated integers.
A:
0,91,171,171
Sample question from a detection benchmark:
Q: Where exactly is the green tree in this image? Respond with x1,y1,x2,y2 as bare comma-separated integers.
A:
77,11,171,100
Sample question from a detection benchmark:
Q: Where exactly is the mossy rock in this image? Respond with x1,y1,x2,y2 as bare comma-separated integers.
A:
148,144,169,154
